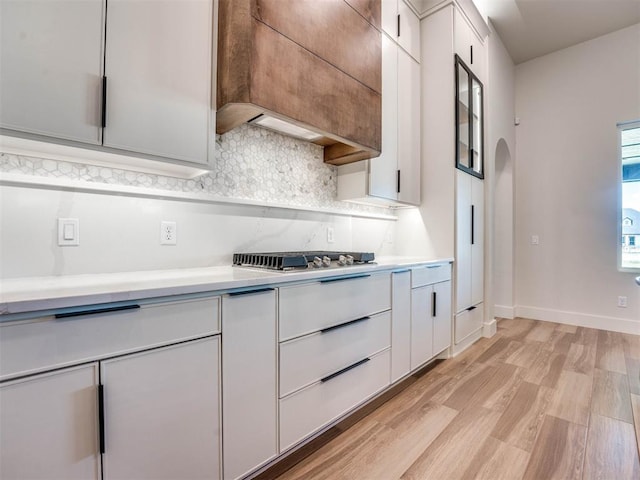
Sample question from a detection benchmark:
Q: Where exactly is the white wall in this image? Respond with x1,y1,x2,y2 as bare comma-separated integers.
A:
486,21,516,319
515,23,640,334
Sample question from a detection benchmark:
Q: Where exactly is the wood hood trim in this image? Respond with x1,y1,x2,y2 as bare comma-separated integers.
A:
216,0,382,165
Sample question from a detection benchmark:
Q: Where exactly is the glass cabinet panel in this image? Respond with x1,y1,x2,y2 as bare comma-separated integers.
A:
455,55,483,179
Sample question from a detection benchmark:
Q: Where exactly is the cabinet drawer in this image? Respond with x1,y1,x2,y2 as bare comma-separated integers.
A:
279,273,391,341
279,349,391,451
455,303,483,344
411,263,451,288
0,296,220,381
280,311,391,397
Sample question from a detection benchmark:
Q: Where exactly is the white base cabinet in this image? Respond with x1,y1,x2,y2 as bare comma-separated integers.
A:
101,338,221,480
391,270,411,382
0,365,100,480
222,289,278,480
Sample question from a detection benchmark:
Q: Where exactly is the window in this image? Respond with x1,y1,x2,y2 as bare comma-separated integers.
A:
620,121,640,271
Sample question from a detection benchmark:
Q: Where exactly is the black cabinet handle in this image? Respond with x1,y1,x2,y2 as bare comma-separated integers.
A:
397,169,401,193
397,14,400,37
101,76,107,128
321,316,370,334
228,287,274,297
471,205,475,245
55,304,140,319
320,274,370,284
432,291,437,317
467,305,477,312
98,384,105,454
321,358,370,383
470,45,474,64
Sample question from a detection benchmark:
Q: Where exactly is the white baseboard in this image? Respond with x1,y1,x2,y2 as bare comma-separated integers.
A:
494,305,515,319
452,329,483,356
483,318,497,337
515,305,640,335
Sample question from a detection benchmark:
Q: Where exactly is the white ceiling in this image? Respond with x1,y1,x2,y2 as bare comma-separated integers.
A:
471,0,640,64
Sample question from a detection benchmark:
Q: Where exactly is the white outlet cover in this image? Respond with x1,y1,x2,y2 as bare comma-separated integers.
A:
160,221,177,245
327,227,335,243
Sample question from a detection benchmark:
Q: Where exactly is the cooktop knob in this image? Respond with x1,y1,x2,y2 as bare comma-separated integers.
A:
345,255,354,265
338,254,348,266
312,256,323,268
322,256,332,267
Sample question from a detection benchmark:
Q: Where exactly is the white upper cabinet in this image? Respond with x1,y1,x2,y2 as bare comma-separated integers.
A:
0,0,215,172
382,0,420,61
337,34,420,206
454,7,486,82
103,0,213,164
0,0,104,144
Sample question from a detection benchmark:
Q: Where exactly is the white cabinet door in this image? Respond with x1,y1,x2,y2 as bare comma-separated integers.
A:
397,0,420,61
471,175,485,306
222,289,277,479
455,303,483,344
456,169,473,313
103,0,212,164
381,0,398,39
410,285,433,370
101,338,221,480
0,0,103,144
0,364,100,480
454,8,486,82
369,34,399,201
397,48,421,205
432,281,452,355
391,270,411,382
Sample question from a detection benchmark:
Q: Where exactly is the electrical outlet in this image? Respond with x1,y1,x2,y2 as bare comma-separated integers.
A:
618,296,627,308
160,221,177,245
327,227,335,243
531,235,539,245
58,218,79,246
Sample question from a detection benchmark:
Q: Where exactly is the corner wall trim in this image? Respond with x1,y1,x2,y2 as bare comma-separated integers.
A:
483,318,497,337
515,305,640,336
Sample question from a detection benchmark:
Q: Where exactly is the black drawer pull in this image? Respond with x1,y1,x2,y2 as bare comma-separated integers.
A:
228,287,274,297
321,358,370,383
321,316,370,334
427,265,442,269
467,305,477,312
320,274,371,284
55,304,140,319
393,269,410,274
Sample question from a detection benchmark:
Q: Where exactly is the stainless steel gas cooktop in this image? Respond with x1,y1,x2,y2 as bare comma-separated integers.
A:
232,251,375,272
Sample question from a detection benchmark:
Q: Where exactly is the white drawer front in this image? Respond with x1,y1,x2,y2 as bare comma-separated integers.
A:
279,349,391,451
411,263,452,288
280,311,391,397
279,273,391,341
454,303,483,344
0,296,220,381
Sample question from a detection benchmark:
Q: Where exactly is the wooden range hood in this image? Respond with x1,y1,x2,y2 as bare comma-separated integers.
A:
216,0,381,166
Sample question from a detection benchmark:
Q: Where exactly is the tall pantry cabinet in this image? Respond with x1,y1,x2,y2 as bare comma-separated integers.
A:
421,2,488,352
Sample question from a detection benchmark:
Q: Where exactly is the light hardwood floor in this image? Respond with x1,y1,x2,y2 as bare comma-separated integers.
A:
270,318,640,480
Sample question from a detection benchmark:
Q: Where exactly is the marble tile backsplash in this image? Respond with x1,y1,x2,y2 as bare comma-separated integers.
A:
0,124,387,215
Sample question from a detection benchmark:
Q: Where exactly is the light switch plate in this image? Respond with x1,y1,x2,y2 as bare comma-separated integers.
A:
58,218,79,246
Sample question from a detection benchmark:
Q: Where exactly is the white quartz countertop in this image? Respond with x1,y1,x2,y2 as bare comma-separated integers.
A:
0,256,453,317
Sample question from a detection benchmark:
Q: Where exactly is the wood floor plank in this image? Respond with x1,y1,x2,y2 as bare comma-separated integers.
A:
543,330,574,355
595,330,628,374
505,342,543,369
632,394,640,459
491,381,554,452
523,349,565,388
556,323,578,334
525,321,556,343
478,363,525,413
443,364,498,411
432,335,500,375
400,407,501,480
429,361,488,404
573,326,599,346
521,415,586,480
564,342,597,376
583,414,640,480
622,333,640,360
497,318,535,340
626,356,640,395
591,368,633,423
546,370,593,426
460,436,530,480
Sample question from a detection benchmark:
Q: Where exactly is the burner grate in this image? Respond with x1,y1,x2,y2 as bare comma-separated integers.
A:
232,251,374,271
